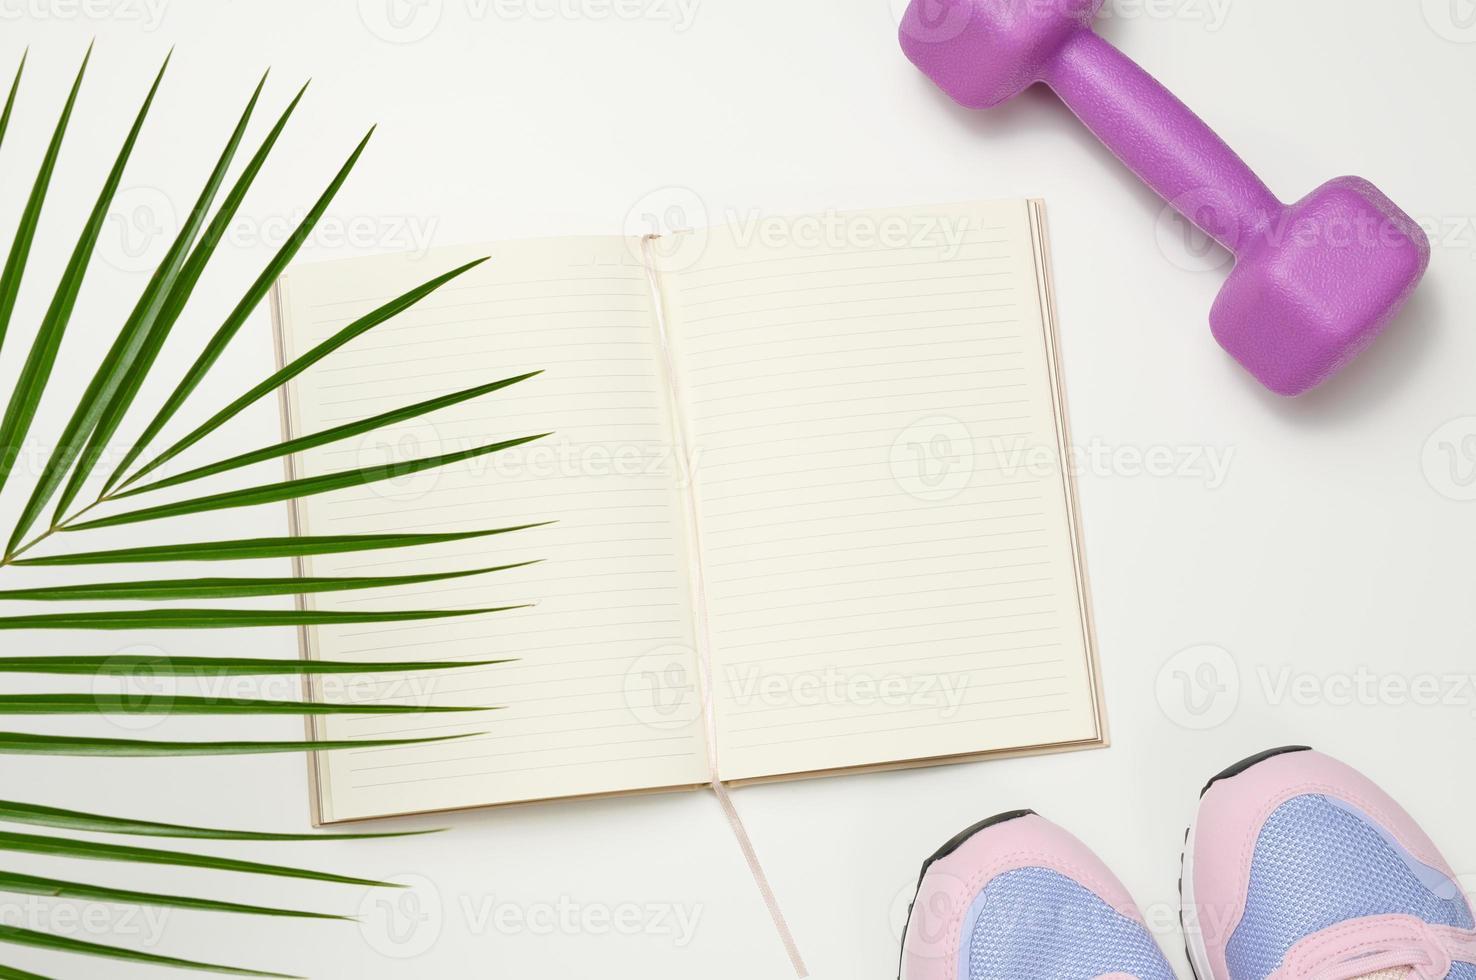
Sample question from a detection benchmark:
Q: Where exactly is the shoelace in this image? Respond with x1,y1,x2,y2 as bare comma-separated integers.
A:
1265,916,1476,980
1307,947,1435,980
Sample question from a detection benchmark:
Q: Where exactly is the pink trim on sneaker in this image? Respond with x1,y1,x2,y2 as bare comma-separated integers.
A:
1187,750,1461,980
1264,914,1476,979
902,814,1145,980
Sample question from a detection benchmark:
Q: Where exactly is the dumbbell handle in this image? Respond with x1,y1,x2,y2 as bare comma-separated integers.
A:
1042,29,1283,253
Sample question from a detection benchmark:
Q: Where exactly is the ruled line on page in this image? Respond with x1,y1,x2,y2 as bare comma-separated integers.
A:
676,235,1011,278
724,684,1071,728
276,238,708,819
683,316,1024,359
658,201,1098,782
730,708,1074,752
677,251,1014,291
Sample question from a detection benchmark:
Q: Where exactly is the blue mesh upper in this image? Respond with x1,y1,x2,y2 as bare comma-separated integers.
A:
966,866,1175,980
1226,794,1475,980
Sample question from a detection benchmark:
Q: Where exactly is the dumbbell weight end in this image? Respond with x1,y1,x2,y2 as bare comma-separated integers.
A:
1041,30,1430,394
899,0,1430,396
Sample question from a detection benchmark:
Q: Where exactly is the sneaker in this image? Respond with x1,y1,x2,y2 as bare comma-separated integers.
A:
899,809,1176,980
1183,746,1476,980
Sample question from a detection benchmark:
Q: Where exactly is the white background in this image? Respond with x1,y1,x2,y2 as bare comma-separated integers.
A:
2,0,1475,976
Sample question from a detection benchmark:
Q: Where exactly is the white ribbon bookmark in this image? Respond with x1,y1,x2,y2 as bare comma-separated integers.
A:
694,641,810,977
640,235,809,978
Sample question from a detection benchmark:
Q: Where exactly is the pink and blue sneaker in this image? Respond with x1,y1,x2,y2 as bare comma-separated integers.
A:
899,809,1176,979
1184,746,1476,980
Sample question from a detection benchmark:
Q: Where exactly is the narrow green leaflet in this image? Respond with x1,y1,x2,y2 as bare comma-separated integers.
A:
101,129,375,496
0,731,478,756
0,655,510,676
0,47,86,372
0,54,168,499
0,51,28,376
61,83,312,520
0,53,546,980
0,923,295,978
10,522,550,565
0,962,49,980
122,255,491,488
0,605,523,630
0,561,535,601
0,694,492,716
69,433,547,532
0,799,437,840
0,829,403,885
0,870,345,919
120,371,541,498
0,52,24,158
5,71,266,557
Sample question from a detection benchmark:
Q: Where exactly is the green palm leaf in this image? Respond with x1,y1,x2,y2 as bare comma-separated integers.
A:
0,799,435,840
0,925,295,978
5,70,267,558
0,731,478,756
0,53,545,978
100,128,375,497
0,870,345,919
9,522,550,565
120,371,541,498
67,433,547,532
0,656,509,676
0,605,524,630
0,51,24,158
0,830,401,885
57,81,313,522
0,54,169,499
0,47,86,370
120,255,490,490
0,561,535,601
0,694,492,716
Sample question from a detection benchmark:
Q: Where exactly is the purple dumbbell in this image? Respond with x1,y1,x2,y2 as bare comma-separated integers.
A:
900,0,1429,396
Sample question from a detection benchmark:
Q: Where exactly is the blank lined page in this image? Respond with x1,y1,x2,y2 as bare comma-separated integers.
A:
658,201,1101,782
275,237,707,821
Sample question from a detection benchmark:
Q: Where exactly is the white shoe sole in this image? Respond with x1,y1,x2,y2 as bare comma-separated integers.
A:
1180,817,1217,980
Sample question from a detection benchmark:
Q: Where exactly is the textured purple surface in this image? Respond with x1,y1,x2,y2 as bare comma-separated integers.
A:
899,0,1430,396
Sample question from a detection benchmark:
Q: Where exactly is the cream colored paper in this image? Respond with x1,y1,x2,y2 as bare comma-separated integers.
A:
657,201,1100,781
276,238,708,822
271,201,1102,822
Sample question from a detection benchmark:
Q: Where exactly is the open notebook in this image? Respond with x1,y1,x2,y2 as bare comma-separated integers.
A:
272,199,1104,824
